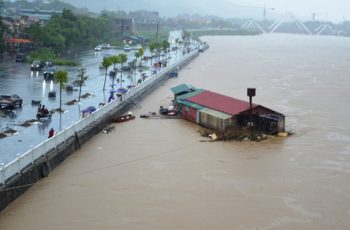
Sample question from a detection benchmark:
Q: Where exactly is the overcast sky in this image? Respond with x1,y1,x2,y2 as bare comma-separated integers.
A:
65,0,349,22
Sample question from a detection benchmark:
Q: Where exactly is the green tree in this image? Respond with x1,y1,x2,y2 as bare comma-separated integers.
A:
137,47,144,67
54,70,68,113
102,57,112,91
134,49,141,67
76,68,88,102
161,40,170,60
109,55,120,70
148,42,159,64
109,55,120,89
118,53,128,88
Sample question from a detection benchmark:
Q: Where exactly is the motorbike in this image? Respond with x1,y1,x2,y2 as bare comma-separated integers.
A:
36,111,52,120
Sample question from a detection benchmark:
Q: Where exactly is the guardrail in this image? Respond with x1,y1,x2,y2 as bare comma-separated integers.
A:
0,50,199,185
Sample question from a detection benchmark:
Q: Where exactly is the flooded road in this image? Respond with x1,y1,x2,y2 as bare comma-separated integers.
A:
0,34,184,164
1,33,350,229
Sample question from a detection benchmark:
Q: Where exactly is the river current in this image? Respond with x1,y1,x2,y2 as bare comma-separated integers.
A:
1,33,350,229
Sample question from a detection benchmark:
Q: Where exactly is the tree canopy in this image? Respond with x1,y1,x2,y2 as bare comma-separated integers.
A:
24,9,115,54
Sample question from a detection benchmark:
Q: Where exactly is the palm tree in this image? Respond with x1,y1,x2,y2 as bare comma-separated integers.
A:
102,57,112,91
148,42,158,65
134,49,141,67
137,47,144,68
118,53,128,88
77,68,88,102
54,70,68,113
109,55,120,89
110,55,120,70
162,40,170,61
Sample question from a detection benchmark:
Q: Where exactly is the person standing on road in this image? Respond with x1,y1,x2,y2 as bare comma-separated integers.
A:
48,128,55,138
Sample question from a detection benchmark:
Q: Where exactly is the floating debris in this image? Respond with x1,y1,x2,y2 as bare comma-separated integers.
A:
18,122,31,127
0,128,18,138
65,99,77,105
18,119,38,127
102,126,115,134
80,93,92,99
4,128,17,134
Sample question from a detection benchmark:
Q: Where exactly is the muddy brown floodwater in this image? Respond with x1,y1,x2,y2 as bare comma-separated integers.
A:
1,34,350,230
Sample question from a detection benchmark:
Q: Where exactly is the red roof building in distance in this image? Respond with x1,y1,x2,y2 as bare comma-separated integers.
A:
186,90,257,116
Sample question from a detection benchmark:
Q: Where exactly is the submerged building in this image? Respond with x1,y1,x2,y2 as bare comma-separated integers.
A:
171,84,285,135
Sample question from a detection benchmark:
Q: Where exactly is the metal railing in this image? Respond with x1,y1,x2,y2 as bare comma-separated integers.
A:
0,50,199,185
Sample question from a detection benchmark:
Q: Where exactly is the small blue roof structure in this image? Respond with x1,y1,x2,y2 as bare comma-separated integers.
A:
170,84,197,97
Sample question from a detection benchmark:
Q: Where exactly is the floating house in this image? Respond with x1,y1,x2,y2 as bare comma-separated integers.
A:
171,84,285,135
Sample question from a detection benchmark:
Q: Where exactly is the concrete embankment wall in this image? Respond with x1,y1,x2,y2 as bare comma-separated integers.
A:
0,51,200,212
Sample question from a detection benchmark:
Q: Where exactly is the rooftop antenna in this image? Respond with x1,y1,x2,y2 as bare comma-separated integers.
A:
247,88,256,127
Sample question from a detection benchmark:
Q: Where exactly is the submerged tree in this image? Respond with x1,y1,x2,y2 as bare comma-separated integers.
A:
102,57,112,91
162,40,170,60
76,68,88,102
109,55,120,90
54,70,68,113
136,47,144,67
118,53,128,88
148,42,159,64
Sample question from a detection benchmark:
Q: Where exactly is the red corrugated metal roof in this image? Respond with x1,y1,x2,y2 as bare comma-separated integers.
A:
186,90,257,116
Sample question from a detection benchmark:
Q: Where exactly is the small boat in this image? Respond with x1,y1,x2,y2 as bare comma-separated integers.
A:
114,112,135,123
140,112,156,118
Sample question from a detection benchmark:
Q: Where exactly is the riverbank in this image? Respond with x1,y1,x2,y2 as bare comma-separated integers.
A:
1,34,350,229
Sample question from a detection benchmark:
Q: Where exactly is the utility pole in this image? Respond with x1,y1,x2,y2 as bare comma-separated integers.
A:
156,18,159,43
247,88,256,128
156,18,159,61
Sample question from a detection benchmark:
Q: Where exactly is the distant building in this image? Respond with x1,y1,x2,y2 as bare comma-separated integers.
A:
6,38,33,54
129,10,158,24
19,9,61,22
171,84,285,134
111,18,133,38
129,10,158,32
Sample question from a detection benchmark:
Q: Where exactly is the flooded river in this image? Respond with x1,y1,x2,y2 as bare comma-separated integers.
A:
1,33,350,229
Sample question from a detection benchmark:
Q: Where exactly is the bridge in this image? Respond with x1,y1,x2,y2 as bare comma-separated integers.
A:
234,4,342,36
241,15,339,36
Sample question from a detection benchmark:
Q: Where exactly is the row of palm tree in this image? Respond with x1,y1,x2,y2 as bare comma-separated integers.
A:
52,42,171,118
102,53,128,91
148,40,170,64
52,52,130,115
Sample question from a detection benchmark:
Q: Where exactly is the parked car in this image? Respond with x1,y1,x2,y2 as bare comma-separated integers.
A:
101,44,110,49
15,53,25,63
124,45,131,52
31,60,43,71
94,46,102,51
44,60,53,67
121,66,132,72
0,94,23,108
